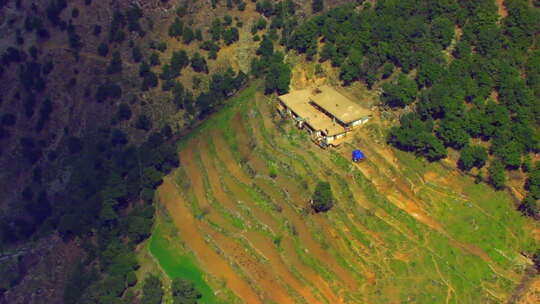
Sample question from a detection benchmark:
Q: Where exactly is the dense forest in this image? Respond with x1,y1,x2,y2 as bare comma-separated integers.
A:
0,0,277,302
288,0,540,217
0,0,538,303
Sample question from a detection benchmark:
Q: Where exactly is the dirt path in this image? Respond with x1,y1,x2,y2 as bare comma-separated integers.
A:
158,177,262,304
496,0,509,19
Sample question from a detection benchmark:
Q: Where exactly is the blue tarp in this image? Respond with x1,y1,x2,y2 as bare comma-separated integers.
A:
352,150,365,161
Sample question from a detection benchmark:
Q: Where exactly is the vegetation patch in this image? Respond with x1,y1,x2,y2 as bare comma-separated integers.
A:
149,225,219,304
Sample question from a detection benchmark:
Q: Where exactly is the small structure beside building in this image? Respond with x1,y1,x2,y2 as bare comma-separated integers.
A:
352,150,365,162
276,85,371,147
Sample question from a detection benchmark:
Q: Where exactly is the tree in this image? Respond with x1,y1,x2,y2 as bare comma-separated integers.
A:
191,53,208,73
127,215,152,243
494,140,523,170
319,43,335,63
97,43,109,57
142,71,158,91
1,113,16,126
437,116,470,149
238,1,246,11
420,132,447,161
256,0,275,17
126,271,137,287
195,29,203,41
264,62,291,94
256,35,274,57
519,194,538,217
99,199,118,224
223,27,239,45
149,52,160,66
522,163,540,216
312,182,334,212
136,115,152,131
223,15,233,26
382,63,394,79
388,113,447,161
67,136,83,154
172,278,202,304
169,17,183,39
458,144,487,171
116,103,132,121
340,49,363,85
142,275,163,304
132,46,143,62
67,22,82,49
95,83,122,102
488,160,506,189
183,27,195,44
533,249,540,271
255,17,267,31
111,129,128,146
381,74,417,107
157,41,167,52
431,17,454,48
210,19,222,41
312,0,324,13
416,60,446,87
107,51,123,74
139,60,150,76
170,50,189,76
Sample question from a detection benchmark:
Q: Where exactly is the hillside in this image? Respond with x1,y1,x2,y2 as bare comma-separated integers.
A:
149,82,538,303
0,0,539,303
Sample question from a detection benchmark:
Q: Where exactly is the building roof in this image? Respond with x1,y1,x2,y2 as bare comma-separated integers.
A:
278,89,344,136
309,85,371,124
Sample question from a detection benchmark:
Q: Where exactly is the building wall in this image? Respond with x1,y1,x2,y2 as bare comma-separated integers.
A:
350,117,370,127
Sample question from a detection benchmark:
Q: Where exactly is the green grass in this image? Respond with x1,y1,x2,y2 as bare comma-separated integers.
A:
149,225,219,304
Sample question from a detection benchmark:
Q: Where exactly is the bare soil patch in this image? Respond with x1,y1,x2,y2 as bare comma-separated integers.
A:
158,177,261,304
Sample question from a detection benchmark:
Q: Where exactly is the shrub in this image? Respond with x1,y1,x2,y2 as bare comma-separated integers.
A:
116,103,132,121
1,113,17,126
312,181,334,212
156,41,167,52
132,46,142,62
489,160,506,190
95,83,122,102
135,115,152,131
312,0,324,13
168,17,183,39
97,43,109,57
149,52,160,66
107,51,123,74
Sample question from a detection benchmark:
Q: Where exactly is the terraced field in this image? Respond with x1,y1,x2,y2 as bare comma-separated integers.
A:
153,84,538,303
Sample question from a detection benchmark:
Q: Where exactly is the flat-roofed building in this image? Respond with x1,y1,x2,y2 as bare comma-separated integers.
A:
277,86,371,146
